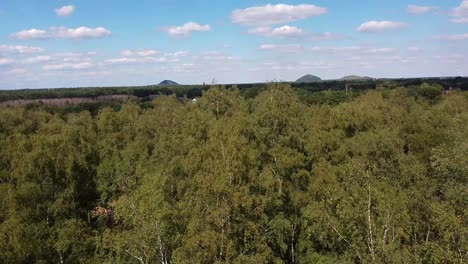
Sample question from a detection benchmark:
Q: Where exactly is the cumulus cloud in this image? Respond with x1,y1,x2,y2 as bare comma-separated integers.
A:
0,58,14,66
452,1,468,23
407,5,438,14
232,4,327,26
22,56,52,64
13,29,49,40
357,21,407,33
259,44,303,53
453,0,468,17
12,26,112,40
55,5,75,17
248,25,305,38
52,26,111,39
164,22,210,37
43,62,94,71
0,45,44,54
121,49,160,56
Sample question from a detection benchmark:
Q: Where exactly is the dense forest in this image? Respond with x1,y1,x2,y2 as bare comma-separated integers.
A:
0,83,466,263
1,76,468,104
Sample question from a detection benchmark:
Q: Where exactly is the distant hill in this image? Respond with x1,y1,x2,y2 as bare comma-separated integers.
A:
158,80,179,86
340,75,373,81
295,74,322,83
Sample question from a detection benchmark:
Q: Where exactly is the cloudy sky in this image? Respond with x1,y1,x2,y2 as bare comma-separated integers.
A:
1,0,468,89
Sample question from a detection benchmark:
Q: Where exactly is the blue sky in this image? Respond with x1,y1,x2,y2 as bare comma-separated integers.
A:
0,0,468,89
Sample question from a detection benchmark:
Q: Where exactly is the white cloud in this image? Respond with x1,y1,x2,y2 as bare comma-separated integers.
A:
202,51,223,56
451,17,468,23
453,0,468,17
407,5,438,14
0,45,44,54
311,46,362,52
13,29,49,40
366,48,398,53
407,47,421,52
248,27,272,35
248,25,305,38
232,4,327,26
259,44,303,53
248,26,341,40
106,57,178,64
167,63,197,73
105,57,138,64
12,26,112,40
247,67,262,72
43,62,94,71
357,20,407,32
55,52,82,57
153,57,179,63
52,26,111,39
270,26,304,38
310,46,398,55
164,22,210,37
165,51,189,57
63,57,91,62
22,55,52,64
195,51,240,62
254,61,333,71
451,1,468,23
55,5,75,17
121,49,160,56
170,63,196,73
0,58,14,65
4,68,26,75
436,34,468,40
310,32,343,41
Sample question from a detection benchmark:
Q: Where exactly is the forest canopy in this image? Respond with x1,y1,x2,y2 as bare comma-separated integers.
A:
0,83,466,263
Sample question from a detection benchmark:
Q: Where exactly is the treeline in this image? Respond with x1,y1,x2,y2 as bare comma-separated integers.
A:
0,85,208,103
0,84,466,263
2,77,468,103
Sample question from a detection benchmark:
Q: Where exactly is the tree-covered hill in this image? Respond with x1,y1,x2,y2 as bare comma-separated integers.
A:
0,83,466,263
296,74,322,83
158,80,179,86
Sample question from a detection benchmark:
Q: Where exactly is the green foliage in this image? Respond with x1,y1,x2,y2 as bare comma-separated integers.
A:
418,83,444,103
0,84,466,263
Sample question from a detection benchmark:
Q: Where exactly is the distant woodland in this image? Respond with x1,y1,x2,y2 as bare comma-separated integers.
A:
1,77,468,105
0,83,466,263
